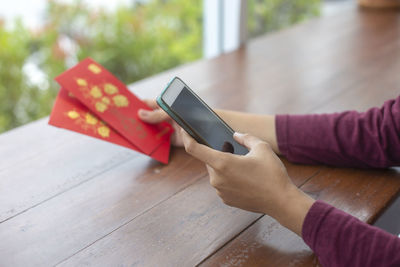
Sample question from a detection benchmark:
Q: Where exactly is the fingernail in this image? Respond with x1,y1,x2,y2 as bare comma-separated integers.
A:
138,109,149,117
234,132,244,137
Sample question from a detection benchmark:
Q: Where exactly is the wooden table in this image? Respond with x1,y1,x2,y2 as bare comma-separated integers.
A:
1,6,400,267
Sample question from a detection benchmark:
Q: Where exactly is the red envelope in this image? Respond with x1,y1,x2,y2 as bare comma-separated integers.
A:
55,58,172,155
49,88,171,164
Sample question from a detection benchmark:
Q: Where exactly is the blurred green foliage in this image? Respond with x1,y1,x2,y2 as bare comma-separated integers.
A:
248,0,320,37
0,0,319,133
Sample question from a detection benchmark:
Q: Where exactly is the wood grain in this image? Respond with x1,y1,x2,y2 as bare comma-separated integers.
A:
199,217,318,267
0,118,77,170
57,161,318,267
200,168,400,267
302,167,400,224
0,127,137,223
1,5,400,267
0,149,206,266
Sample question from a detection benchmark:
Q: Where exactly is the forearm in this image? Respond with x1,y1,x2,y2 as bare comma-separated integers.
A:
215,109,280,154
276,96,400,168
303,201,400,266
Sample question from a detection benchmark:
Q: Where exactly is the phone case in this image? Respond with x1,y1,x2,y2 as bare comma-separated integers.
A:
156,79,207,145
157,77,248,154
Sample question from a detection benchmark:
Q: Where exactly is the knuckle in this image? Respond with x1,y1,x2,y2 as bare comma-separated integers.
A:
256,141,271,151
151,111,162,120
209,175,223,189
184,140,195,154
156,109,165,117
215,180,225,189
209,177,218,188
214,159,228,172
242,133,251,139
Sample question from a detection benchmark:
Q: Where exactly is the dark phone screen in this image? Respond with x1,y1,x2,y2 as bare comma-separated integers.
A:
170,87,248,155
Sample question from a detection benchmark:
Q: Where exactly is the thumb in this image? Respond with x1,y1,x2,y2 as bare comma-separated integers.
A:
233,132,269,152
138,109,168,124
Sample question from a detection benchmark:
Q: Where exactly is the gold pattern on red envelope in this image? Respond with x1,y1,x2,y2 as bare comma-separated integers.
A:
49,86,171,164
88,63,102,74
53,57,172,159
73,78,130,113
65,107,111,138
49,87,142,151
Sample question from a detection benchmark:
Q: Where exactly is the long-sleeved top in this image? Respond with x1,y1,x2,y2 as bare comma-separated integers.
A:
275,96,400,266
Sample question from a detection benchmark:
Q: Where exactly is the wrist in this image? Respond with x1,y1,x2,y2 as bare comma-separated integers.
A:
273,185,315,236
215,109,280,154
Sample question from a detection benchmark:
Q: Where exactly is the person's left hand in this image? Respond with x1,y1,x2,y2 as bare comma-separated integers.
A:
138,99,184,147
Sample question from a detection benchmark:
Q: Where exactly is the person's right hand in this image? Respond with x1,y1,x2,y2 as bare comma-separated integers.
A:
180,130,315,236
138,99,184,147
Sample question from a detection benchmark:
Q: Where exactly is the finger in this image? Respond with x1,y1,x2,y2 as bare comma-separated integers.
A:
181,129,229,170
233,132,273,157
205,164,214,174
138,109,168,123
142,99,158,109
207,165,225,189
233,132,268,150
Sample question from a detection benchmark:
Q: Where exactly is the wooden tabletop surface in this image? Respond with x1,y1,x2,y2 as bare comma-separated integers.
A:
1,6,400,267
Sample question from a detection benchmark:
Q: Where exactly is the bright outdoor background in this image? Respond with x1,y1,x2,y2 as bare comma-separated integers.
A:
0,0,320,133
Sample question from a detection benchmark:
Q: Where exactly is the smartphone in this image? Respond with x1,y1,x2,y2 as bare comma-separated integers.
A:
156,77,248,155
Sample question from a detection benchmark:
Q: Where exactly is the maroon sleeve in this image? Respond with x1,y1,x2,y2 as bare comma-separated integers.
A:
276,96,400,168
302,201,400,267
